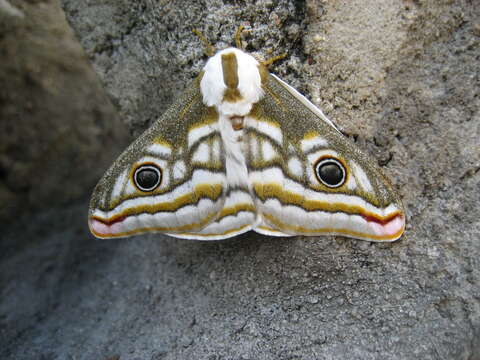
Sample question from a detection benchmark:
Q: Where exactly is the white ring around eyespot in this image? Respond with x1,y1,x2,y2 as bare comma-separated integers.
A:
133,164,162,192
314,157,346,188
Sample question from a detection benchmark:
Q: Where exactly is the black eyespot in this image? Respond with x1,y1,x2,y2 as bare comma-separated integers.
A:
134,164,162,192
315,158,346,188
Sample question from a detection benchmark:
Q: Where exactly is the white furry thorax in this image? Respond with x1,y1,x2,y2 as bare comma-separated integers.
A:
200,48,264,116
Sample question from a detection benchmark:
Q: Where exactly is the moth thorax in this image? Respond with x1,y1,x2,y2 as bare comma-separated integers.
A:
200,48,264,116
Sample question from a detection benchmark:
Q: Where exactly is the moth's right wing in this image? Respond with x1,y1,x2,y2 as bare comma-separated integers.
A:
244,73,405,242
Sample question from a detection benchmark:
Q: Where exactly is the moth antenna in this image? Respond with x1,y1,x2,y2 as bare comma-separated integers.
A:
235,25,245,49
192,29,216,57
262,52,288,67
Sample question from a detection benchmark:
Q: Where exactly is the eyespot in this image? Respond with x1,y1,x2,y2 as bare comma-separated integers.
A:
133,164,162,192
314,157,346,188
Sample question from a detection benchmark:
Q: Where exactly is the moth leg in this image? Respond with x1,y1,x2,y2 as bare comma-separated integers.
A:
192,29,216,57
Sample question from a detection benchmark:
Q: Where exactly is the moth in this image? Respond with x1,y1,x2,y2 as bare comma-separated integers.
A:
88,31,405,242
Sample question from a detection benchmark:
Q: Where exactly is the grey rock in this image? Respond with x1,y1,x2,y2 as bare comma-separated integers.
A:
1,0,479,359
0,0,24,19
0,0,129,224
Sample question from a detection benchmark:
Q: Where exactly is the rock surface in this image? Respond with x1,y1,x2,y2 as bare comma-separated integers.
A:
1,0,479,359
0,0,128,223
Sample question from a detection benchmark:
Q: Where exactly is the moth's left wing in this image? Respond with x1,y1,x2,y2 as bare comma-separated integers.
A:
244,73,405,242
88,78,257,240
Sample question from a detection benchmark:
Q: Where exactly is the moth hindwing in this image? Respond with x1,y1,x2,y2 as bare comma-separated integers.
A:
89,46,405,242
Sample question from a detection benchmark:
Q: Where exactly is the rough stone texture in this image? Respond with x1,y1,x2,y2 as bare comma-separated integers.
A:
1,0,479,359
0,0,128,223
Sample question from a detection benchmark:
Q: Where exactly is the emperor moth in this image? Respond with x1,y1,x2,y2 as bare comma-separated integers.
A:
88,35,405,242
